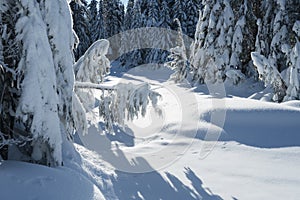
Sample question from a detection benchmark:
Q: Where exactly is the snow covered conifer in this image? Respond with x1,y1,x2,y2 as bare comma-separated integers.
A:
0,0,78,166
185,0,201,38
284,22,300,101
190,0,236,84
103,0,124,38
88,0,105,42
166,19,189,83
124,0,135,31
251,52,287,102
172,0,187,33
70,0,91,60
75,40,111,110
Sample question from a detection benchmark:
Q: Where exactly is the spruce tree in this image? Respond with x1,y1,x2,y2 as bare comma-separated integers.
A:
124,0,135,31
70,0,91,60
191,0,237,84
88,0,105,42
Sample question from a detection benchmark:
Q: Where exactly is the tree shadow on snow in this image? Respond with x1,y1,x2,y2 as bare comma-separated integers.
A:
110,151,223,200
98,122,135,147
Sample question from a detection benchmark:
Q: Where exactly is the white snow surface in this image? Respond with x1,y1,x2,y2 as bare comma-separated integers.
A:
0,161,105,200
2,66,300,200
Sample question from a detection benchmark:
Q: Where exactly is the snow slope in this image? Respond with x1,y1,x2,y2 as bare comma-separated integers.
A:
1,66,300,200
0,161,105,200
83,66,300,200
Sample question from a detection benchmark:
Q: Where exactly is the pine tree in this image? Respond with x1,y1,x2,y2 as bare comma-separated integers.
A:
284,22,300,101
172,0,187,33
0,0,78,166
185,0,201,38
251,52,287,102
124,0,135,31
252,0,300,101
230,0,257,76
129,3,144,67
145,0,161,64
156,0,173,63
103,0,124,38
0,1,22,160
70,0,91,60
88,0,105,42
191,0,237,84
165,19,189,83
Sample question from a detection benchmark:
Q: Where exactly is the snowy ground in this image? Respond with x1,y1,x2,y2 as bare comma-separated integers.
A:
1,66,300,200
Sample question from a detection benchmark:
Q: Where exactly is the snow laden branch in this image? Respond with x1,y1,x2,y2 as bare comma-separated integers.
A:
99,83,161,132
73,39,161,134
75,82,114,91
251,52,287,102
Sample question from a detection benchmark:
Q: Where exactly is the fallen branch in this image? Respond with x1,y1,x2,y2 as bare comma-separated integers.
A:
75,81,115,91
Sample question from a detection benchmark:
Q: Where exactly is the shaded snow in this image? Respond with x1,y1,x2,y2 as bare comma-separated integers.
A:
2,66,300,200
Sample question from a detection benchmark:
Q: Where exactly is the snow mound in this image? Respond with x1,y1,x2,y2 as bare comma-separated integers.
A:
0,161,105,200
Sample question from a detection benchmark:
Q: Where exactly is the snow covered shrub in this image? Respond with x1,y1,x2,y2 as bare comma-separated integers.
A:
74,39,110,110
283,35,300,101
99,83,161,132
165,19,189,83
251,52,287,102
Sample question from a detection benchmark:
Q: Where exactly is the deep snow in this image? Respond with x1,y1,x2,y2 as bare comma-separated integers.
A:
1,66,300,200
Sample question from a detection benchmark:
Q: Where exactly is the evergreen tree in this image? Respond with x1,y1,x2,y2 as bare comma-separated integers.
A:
129,3,144,67
0,0,77,166
172,0,187,33
88,0,105,42
0,1,22,160
70,0,91,60
103,0,124,38
165,19,189,83
156,0,173,63
145,0,161,63
185,0,201,38
124,0,135,31
191,0,237,84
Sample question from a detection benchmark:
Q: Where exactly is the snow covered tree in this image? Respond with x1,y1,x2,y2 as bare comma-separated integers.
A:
74,40,161,132
146,0,159,27
0,0,77,166
251,52,287,102
252,0,300,101
103,0,124,38
124,0,135,31
88,0,105,42
70,0,91,60
99,83,161,132
230,0,257,76
185,0,201,38
190,0,237,84
74,40,110,110
126,2,145,67
165,19,189,83
144,0,161,64
284,22,300,101
172,0,187,33
154,0,173,63
0,1,24,160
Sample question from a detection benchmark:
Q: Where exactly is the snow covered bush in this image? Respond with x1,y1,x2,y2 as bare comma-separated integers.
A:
74,39,110,110
99,83,161,132
251,52,287,102
283,29,300,101
165,19,189,83
74,39,161,134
